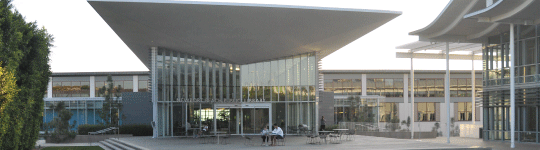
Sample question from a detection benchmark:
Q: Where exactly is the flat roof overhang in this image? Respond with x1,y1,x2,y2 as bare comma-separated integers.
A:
407,0,508,43
409,0,540,43
87,0,401,69
464,0,540,25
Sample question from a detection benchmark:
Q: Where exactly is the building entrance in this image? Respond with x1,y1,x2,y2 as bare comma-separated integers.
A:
215,103,271,135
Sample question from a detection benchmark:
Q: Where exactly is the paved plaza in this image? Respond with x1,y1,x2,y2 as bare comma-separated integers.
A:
117,135,486,150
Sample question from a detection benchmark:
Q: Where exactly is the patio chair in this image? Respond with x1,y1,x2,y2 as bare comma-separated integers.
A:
243,136,254,146
276,135,285,146
306,134,318,144
329,133,341,144
318,134,327,144
199,135,208,144
220,134,231,145
346,131,355,141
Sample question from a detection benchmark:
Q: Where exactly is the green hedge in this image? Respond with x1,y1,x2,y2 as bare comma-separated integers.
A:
77,124,108,135
78,124,152,136
120,124,153,136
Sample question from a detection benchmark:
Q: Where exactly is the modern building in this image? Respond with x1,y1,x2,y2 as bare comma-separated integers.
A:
44,72,150,129
321,70,482,136
398,0,540,145
87,0,400,137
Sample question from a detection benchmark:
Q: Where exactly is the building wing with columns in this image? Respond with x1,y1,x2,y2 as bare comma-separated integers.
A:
398,0,540,146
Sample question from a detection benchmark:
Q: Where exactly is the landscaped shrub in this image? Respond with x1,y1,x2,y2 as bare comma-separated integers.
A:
119,124,153,136
324,124,339,131
77,124,109,135
77,124,152,136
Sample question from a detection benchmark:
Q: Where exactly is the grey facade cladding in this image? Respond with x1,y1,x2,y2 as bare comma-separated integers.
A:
319,91,335,126
121,92,152,125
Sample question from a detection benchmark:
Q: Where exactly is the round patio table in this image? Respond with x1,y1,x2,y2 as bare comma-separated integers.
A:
210,131,227,144
332,129,349,143
318,131,334,144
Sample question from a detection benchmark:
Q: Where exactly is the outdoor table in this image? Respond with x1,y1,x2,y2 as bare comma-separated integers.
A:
318,131,334,135
318,131,334,144
210,131,227,144
332,129,349,143
191,128,200,138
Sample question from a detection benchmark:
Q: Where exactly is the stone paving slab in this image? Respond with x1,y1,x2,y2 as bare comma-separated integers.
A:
414,137,538,150
118,135,473,150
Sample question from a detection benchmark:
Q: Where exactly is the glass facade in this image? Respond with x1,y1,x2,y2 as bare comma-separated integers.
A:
44,100,106,129
52,81,90,97
45,74,149,130
412,78,481,97
483,24,540,143
417,102,436,122
367,78,403,97
324,79,361,96
153,48,318,137
333,96,382,124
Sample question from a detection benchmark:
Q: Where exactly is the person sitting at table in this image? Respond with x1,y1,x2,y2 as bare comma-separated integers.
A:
260,126,269,145
196,124,208,138
271,124,283,146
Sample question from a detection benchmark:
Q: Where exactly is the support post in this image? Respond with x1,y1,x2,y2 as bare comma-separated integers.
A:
445,42,450,143
472,55,476,124
410,57,415,139
151,47,158,138
510,23,515,148
214,105,217,134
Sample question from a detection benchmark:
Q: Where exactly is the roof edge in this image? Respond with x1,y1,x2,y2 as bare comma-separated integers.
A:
409,0,454,35
463,0,504,19
87,0,403,15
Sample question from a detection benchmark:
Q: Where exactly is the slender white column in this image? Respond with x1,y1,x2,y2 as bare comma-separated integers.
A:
510,23,515,148
151,47,159,138
472,55,476,124
361,74,367,96
90,76,95,97
404,74,408,103
410,57,415,139
133,75,138,92
48,77,53,98
445,42,451,143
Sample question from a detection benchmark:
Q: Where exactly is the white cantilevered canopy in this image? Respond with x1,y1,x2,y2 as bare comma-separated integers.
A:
87,0,401,68
395,41,482,60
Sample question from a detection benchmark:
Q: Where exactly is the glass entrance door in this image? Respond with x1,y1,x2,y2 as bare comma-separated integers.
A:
215,103,271,135
242,108,269,134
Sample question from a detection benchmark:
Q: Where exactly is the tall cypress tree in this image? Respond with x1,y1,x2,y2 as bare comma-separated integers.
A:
0,0,53,149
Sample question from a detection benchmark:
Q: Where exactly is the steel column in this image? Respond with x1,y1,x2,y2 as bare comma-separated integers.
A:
472,55,476,124
510,23,515,148
410,57,415,139
445,42,450,144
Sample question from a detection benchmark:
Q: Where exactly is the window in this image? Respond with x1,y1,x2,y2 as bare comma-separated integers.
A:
52,81,90,97
96,80,133,97
457,102,472,121
417,102,436,121
138,80,149,92
367,78,402,97
379,103,398,122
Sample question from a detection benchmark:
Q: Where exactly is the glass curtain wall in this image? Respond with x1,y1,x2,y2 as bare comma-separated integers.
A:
334,96,381,124
483,24,540,143
240,53,317,134
154,48,241,137
153,48,317,136
43,100,105,130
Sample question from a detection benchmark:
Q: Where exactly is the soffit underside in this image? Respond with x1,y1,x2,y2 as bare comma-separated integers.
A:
88,0,400,69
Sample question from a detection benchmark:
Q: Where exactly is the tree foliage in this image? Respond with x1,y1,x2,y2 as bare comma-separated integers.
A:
0,0,53,149
44,102,77,143
97,75,124,126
